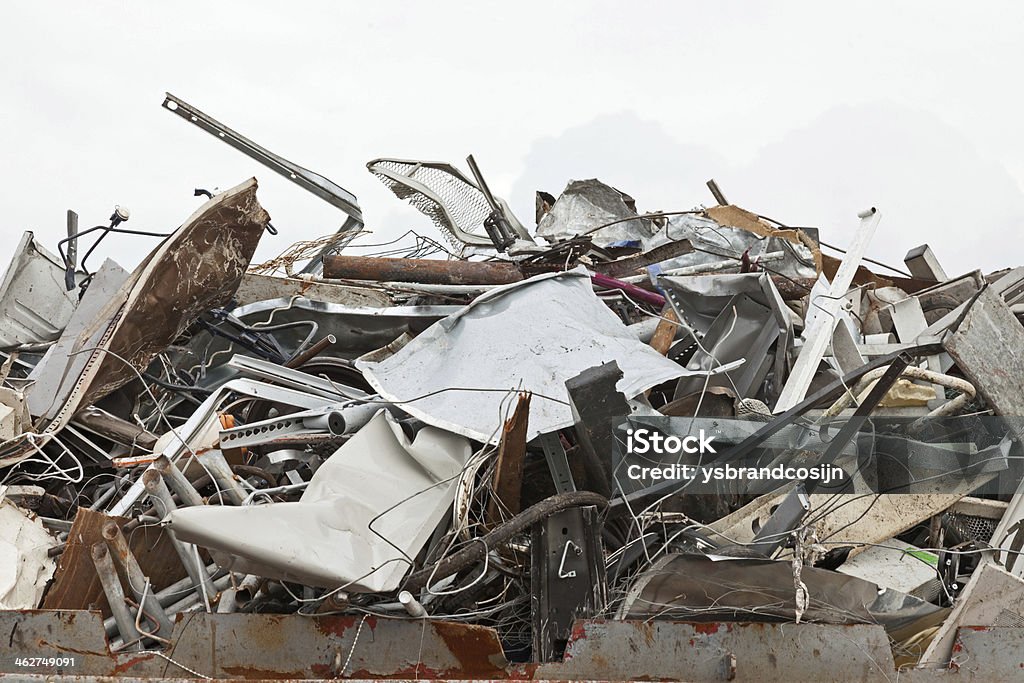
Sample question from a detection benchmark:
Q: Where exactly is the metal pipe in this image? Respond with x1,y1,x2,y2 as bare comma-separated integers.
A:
142,470,218,605
100,521,175,640
153,455,204,507
164,573,233,616
235,574,262,609
108,573,235,649
195,450,246,505
103,565,226,637
371,281,499,295
398,590,427,617
314,591,351,614
285,334,337,368
216,587,239,614
73,405,159,451
621,251,786,282
323,254,524,285
823,365,975,419
241,482,308,505
91,543,142,646
38,517,74,532
590,271,666,307
325,402,379,435
89,480,121,511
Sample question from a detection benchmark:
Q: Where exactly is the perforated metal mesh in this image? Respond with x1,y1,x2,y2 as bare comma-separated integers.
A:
368,160,492,248
994,608,1024,628
947,512,997,543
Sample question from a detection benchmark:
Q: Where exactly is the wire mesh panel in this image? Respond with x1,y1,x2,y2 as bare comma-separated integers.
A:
368,159,497,250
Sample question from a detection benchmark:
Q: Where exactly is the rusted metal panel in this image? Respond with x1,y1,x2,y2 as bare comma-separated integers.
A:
530,620,897,682
0,611,507,679
323,254,524,285
591,239,694,279
11,612,1024,681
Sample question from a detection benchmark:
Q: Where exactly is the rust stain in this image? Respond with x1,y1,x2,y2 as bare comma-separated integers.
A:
110,654,155,675
567,621,588,644
222,664,308,679
242,613,291,651
37,639,105,657
692,623,721,635
634,621,657,647
314,614,376,638
432,621,508,678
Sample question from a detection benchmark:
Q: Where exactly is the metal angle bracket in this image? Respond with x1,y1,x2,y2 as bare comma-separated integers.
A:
162,93,362,221
162,93,364,273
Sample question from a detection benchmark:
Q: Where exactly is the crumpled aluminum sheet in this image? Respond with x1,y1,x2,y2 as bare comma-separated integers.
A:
659,273,794,401
644,213,818,279
168,411,471,593
536,179,654,247
357,268,688,443
0,232,80,349
0,489,56,609
617,554,949,640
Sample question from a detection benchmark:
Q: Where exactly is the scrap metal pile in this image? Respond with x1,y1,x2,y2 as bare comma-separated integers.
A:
3,95,1024,681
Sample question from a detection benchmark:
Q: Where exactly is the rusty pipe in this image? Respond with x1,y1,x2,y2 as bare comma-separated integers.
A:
323,254,524,285
285,334,337,368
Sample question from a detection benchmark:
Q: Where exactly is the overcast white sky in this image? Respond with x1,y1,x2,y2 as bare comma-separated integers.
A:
3,2,1024,276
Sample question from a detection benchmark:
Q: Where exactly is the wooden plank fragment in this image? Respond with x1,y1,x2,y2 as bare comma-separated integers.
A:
486,393,532,525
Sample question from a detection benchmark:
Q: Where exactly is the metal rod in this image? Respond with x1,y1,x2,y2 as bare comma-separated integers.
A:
103,565,225,637
590,272,666,307
399,590,427,617
706,178,729,206
108,573,234,649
